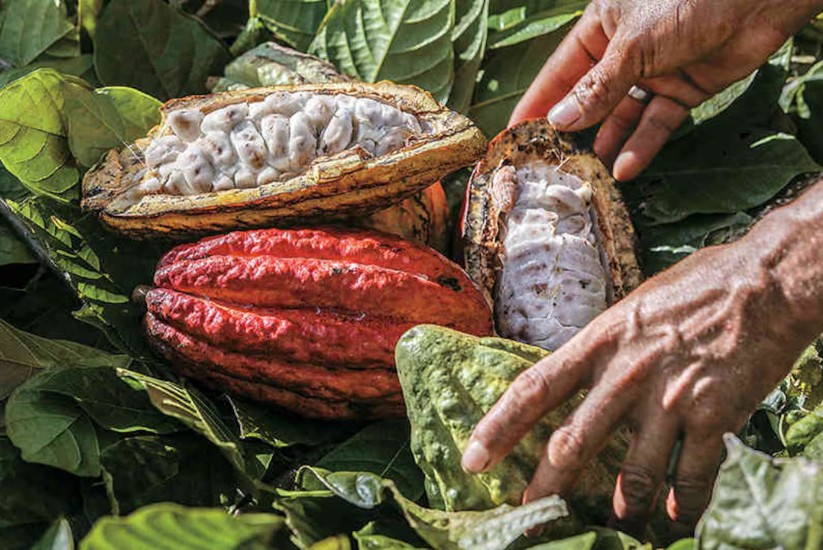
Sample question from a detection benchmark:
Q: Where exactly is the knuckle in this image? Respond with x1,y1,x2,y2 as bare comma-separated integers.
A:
509,367,550,405
548,426,587,467
619,465,659,508
574,66,614,109
671,476,713,521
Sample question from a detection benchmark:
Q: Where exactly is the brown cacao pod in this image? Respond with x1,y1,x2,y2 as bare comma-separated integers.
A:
461,119,642,351
143,227,494,419
358,181,449,253
82,81,486,240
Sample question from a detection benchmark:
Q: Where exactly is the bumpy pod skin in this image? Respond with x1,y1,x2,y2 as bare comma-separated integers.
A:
358,181,450,253
145,228,494,420
461,119,642,348
395,325,628,522
82,81,486,240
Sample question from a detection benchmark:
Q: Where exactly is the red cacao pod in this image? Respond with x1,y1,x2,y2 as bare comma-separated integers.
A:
144,227,494,419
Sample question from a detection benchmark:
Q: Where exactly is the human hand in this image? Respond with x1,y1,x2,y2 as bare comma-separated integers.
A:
460,181,823,536
510,0,822,181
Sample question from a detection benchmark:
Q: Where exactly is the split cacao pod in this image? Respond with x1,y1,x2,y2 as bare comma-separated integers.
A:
83,81,486,239
461,119,642,351
143,227,494,419
395,324,627,523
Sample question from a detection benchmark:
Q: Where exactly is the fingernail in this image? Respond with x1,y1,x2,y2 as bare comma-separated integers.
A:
612,151,635,182
461,441,490,473
547,98,582,128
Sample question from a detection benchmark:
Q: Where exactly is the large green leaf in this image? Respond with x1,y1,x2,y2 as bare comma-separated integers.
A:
314,420,425,501
0,317,130,400
0,438,82,550
254,0,330,51
448,0,489,113
0,0,73,67
5,374,102,477
696,435,823,550
79,503,287,550
310,0,455,102
93,0,231,100
0,218,33,266
487,0,585,49
0,69,88,199
634,130,820,224
65,86,162,168
101,433,236,515
469,30,567,137
296,468,570,550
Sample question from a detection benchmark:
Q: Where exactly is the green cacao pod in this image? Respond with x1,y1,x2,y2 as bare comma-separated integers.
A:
143,228,494,420
395,324,627,520
461,119,642,351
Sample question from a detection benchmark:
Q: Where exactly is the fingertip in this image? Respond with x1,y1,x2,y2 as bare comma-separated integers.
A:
612,150,644,182
461,440,491,473
547,97,583,130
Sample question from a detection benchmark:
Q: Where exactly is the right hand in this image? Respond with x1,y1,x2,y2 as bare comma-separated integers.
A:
510,0,822,181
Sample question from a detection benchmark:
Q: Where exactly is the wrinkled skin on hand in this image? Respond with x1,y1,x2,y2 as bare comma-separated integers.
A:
511,0,823,180
462,180,823,538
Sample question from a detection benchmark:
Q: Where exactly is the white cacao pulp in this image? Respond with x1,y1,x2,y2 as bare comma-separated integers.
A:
128,92,424,205
490,162,610,350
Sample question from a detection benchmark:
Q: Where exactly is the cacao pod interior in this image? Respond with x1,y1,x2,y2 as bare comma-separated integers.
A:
83,81,486,239
463,120,642,351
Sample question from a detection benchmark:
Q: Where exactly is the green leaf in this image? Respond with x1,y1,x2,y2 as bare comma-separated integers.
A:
635,130,821,224
448,0,489,113
296,468,570,550
79,0,105,41
782,60,823,164
314,420,425,501
79,503,287,550
119,370,263,478
309,535,353,550
101,433,236,515
0,217,34,266
0,0,73,67
785,402,823,459
65,86,162,168
0,69,88,198
93,0,231,100
255,0,329,51
227,396,350,448
353,521,426,550
469,30,568,137
0,317,130,400
275,493,376,550
5,376,102,477
487,1,585,49
0,438,82,550
310,0,456,103
696,435,823,550
31,518,74,550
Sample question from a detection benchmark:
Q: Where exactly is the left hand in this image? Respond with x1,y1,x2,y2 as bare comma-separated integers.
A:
460,188,823,535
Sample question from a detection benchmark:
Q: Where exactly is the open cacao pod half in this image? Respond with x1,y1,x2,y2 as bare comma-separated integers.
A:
142,227,494,419
462,120,642,351
83,81,486,239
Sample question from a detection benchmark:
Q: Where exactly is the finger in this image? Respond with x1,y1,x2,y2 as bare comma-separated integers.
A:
666,432,725,535
547,34,643,132
610,412,680,537
612,96,690,181
641,74,711,109
461,338,598,474
509,8,608,126
521,380,636,503
593,96,646,169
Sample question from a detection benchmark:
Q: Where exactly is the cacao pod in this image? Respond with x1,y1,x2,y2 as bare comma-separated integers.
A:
143,228,494,420
358,181,450,253
461,119,642,351
83,81,486,239
395,324,627,521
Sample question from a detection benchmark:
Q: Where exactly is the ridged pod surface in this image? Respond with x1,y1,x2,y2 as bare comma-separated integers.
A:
83,81,486,239
145,228,494,419
395,325,628,522
461,120,641,351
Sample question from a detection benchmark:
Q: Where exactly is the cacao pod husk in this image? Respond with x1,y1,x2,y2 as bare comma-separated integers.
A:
461,119,642,351
144,227,494,419
358,181,449,253
395,324,627,523
83,81,486,240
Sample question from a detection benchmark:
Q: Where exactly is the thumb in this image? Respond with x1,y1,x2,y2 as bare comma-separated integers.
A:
548,39,642,132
